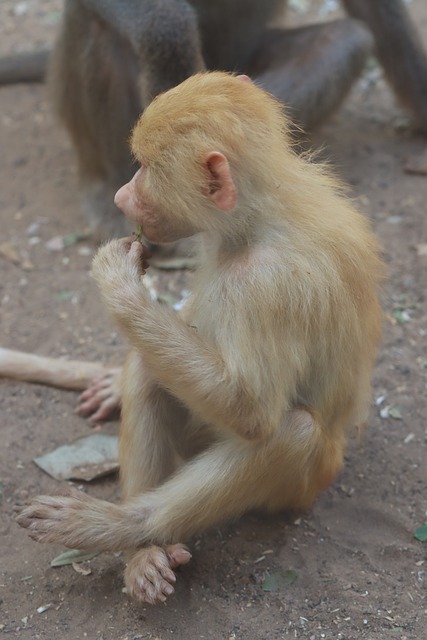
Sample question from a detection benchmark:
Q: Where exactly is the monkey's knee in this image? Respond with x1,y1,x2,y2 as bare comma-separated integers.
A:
334,17,374,55
314,18,373,89
267,408,345,511
256,18,374,131
284,407,317,444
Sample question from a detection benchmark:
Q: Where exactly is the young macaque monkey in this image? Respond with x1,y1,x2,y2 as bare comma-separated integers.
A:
17,72,384,605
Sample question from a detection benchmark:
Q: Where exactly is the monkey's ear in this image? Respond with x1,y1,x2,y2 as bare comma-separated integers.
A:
236,74,252,84
204,152,237,211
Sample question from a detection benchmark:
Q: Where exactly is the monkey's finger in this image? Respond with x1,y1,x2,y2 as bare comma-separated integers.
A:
131,238,152,256
78,387,112,414
16,510,59,531
129,240,145,261
87,397,120,424
78,389,107,409
16,514,48,529
118,237,134,252
143,560,176,592
132,577,168,604
17,495,66,513
158,578,175,597
156,565,176,584
143,583,168,604
143,575,174,601
79,371,115,395
13,493,71,515
129,238,152,258
24,521,70,545
17,502,67,525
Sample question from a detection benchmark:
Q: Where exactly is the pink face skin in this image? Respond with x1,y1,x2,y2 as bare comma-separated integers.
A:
115,152,237,244
114,167,145,224
115,75,250,242
114,168,175,244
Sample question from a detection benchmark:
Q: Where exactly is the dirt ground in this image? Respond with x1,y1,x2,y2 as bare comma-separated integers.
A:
0,2,426,639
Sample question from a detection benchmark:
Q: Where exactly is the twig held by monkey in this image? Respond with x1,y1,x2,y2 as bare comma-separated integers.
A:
17,72,385,605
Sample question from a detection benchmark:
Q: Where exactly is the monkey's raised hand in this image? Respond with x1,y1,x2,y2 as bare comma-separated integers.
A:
92,238,155,333
92,238,151,300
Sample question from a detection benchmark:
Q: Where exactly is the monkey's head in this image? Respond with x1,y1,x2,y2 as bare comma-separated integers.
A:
114,72,290,244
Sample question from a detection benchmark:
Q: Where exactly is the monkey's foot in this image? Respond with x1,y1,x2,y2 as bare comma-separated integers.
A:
16,488,122,550
78,367,122,423
125,544,191,604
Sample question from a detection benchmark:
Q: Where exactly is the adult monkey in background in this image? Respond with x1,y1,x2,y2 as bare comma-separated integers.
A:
17,72,384,605
0,0,426,240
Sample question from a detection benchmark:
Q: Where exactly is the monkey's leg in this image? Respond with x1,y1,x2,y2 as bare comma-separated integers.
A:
120,351,209,603
248,19,373,131
16,407,345,549
135,409,345,544
17,350,193,602
120,351,191,498
50,0,205,241
342,0,427,132
49,1,142,240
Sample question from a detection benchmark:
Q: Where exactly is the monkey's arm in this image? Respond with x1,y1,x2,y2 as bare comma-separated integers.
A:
92,240,281,441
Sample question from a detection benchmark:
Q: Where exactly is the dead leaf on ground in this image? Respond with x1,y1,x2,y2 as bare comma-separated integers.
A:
51,549,100,567
261,569,298,592
414,524,427,542
0,242,20,264
72,562,92,575
380,405,403,420
392,309,411,324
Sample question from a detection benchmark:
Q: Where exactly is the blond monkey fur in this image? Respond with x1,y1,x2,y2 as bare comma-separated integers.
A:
17,72,384,604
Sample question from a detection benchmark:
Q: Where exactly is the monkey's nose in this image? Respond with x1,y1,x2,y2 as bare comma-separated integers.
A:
114,185,128,211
